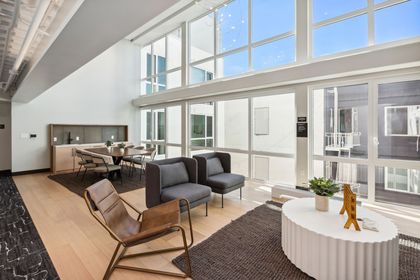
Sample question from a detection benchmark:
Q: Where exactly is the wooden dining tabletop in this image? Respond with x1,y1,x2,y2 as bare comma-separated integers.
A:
85,147,151,158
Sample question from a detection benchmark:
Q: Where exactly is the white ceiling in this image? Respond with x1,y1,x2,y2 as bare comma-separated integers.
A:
12,0,180,102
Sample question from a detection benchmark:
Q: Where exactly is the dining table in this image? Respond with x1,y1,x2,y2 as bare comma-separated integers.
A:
85,147,151,165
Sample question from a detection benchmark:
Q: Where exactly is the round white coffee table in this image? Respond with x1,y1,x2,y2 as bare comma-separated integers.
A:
281,198,399,280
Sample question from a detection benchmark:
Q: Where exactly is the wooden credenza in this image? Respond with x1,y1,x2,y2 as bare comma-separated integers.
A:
52,144,105,173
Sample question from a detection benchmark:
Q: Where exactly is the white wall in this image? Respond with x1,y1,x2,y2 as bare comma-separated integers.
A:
11,40,140,172
0,102,11,171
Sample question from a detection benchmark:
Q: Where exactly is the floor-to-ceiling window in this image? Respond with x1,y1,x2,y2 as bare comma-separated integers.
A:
310,76,420,207
140,108,166,158
312,84,370,198
187,92,296,185
375,78,420,206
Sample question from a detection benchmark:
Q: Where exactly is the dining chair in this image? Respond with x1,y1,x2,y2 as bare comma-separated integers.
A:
90,156,123,185
84,179,193,279
122,145,144,176
132,147,156,180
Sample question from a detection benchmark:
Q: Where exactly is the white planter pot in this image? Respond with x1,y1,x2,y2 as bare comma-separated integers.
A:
120,148,125,153
315,195,329,212
107,146,112,152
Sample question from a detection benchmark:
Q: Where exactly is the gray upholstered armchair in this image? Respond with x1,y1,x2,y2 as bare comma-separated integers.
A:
193,152,245,208
145,157,212,216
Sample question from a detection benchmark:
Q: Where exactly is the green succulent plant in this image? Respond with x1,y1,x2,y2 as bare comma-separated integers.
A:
309,177,340,197
117,143,126,149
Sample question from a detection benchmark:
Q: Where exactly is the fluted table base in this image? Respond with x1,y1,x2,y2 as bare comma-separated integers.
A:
281,198,399,280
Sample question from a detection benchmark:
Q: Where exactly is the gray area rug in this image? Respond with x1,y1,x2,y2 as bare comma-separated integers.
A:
48,167,144,197
173,201,420,280
0,176,59,280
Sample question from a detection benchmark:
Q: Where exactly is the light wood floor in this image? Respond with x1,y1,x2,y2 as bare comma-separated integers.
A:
13,172,272,280
13,173,420,280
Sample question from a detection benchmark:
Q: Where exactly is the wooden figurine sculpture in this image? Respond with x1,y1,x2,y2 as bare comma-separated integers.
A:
339,184,361,231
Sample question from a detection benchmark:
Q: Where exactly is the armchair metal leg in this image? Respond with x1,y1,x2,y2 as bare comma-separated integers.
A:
76,165,82,176
240,187,242,200
222,194,224,208
82,168,87,181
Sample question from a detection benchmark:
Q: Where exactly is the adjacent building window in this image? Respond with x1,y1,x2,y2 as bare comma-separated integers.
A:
190,103,214,147
140,28,182,95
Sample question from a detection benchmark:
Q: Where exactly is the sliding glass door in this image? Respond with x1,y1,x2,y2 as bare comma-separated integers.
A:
375,78,420,206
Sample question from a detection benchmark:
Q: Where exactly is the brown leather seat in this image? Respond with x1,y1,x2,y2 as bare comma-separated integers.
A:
84,179,193,279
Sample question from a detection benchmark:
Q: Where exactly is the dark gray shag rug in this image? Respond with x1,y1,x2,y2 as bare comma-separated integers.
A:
0,176,59,280
48,167,144,197
173,201,420,280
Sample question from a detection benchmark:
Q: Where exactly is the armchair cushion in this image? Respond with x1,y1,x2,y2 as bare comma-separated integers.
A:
207,157,224,176
160,162,190,188
207,173,245,191
160,183,211,204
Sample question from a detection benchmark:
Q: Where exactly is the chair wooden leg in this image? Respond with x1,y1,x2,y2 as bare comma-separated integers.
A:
103,243,121,280
205,202,208,217
222,194,224,208
180,227,192,277
240,187,242,200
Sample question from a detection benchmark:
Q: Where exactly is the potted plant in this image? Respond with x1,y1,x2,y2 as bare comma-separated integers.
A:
117,143,126,152
308,177,340,211
105,140,113,151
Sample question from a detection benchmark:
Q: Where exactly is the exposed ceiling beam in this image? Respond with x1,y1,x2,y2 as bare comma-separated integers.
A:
12,0,179,103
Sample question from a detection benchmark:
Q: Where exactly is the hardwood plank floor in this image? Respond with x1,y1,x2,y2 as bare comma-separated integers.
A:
13,172,272,280
12,173,420,279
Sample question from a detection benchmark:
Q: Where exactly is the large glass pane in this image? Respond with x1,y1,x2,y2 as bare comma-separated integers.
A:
253,155,296,186
167,28,182,70
141,109,152,141
228,152,249,177
252,36,295,71
312,0,367,23
190,60,214,85
167,146,182,158
378,80,420,161
190,13,215,62
252,0,295,42
167,71,181,90
216,50,248,78
252,93,295,154
376,166,420,206
167,106,181,144
153,38,166,74
375,0,420,44
313,160,368,198
141,45,151,79
313,84,368,159
216,0,248,53
190,103,214,147
217,99,248,150
153,109,165,141
313,15,368,57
